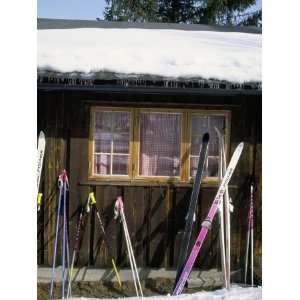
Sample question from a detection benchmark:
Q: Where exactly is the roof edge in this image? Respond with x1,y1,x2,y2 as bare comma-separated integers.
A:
37,18,261,34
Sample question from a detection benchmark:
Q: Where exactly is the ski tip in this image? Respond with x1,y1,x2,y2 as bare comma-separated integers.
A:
203,132,209,142
214,126,221,136
238,142,244,150
39,130,45,140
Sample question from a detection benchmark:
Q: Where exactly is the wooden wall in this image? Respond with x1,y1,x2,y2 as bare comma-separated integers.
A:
37,89,262,272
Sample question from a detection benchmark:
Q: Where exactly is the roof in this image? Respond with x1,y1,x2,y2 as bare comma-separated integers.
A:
38,18,261,34
37,18,261,92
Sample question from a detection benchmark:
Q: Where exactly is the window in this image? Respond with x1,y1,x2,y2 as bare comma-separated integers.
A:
90,107,229,183
92,110,131,176
139,112,181,177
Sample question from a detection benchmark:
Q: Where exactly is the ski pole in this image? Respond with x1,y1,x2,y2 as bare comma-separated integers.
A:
89,192,122,288
37,193,43,212
49,176,64,299
66,197,89,299
121,206,143,296
244,180,255,286
244,220,250,284
250,183,254,287
61,170,69,299
114,197,143,296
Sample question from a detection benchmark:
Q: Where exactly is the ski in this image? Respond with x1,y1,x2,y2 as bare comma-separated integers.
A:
216,139,228,290
172,143,244,296
114,196,143,297
215,127,231,289
88,192,122,288
37,131,46,211
173,133,209,289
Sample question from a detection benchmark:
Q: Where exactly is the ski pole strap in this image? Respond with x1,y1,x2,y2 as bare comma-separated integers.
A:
201,218,212,230
58,169,69,190
114,196,123,220
37,193,43,206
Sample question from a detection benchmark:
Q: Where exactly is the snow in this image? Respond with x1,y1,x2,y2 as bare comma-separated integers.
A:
68,286,262,300
38,28,261,83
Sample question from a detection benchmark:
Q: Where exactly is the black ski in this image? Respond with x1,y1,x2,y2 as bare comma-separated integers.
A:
174,132,209,288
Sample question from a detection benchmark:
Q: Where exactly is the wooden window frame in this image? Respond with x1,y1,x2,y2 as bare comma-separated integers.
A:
88,106,231,185
88,107,134,180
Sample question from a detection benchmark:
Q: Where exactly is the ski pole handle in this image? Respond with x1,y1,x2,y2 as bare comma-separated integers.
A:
37,193,43,206
89,192,96,206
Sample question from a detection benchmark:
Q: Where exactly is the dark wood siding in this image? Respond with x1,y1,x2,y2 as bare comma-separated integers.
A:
37,89,262,272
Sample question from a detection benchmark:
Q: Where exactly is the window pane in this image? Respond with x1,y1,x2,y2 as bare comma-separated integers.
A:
190,135,202,156
113,112,130,133
95,112,111,131
207,156,219,177
191,115,208,136
94,132,111,153
190,114,226,178
190,157,199,178
113,133,129,153
208,116,225,156
94,154,111,175
139,112,181,176
112,155,129,175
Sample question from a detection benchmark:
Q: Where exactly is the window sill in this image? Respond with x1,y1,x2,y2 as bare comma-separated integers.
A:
80,178,238,189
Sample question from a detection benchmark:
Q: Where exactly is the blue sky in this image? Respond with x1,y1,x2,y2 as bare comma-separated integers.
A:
38,0,262,20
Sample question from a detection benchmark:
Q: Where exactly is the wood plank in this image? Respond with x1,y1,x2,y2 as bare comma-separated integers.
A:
93,185,121,267
172,187,191,268
129,186,149,267
68,99,91,267
148,187,168,267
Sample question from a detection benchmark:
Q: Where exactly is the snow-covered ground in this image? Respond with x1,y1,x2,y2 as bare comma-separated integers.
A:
38,28,261,83
68,286,262,300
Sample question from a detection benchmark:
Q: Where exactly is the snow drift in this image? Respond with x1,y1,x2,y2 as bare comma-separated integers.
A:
38,28,261,83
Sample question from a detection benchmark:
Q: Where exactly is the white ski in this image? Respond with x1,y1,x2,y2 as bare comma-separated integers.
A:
217,140,228,289
215,127,231,289
37,131,46,211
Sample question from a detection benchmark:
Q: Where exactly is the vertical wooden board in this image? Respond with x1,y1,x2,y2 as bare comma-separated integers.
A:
172,187,191,268
44,94,68,266
68,99,91,267
227,188,240,269
122,186,136,268
92,185,106,267
72,185,90,267
195,188,217,269
165,186,173,268
130,186,149,267
148,187,168,267
93,185,121,267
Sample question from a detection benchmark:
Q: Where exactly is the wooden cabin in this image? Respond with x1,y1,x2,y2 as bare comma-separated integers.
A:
37,18,262,279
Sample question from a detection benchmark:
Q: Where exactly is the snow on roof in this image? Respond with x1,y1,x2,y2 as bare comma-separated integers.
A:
38,27,261,84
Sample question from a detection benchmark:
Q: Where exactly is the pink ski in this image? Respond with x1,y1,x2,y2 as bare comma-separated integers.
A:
172,142,244,296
